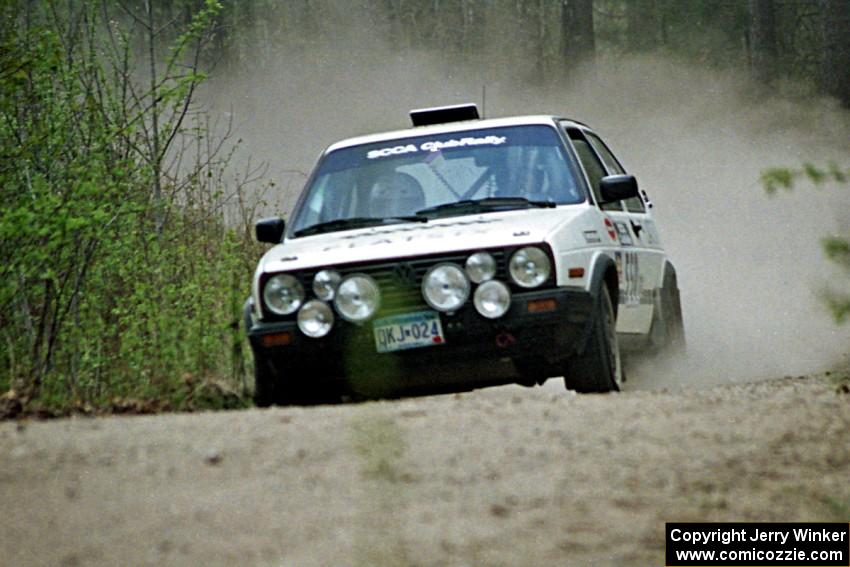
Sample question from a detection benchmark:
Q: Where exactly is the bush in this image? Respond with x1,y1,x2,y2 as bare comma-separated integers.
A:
0,0,263,413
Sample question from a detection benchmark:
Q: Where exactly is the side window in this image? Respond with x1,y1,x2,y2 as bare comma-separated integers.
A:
567,129,622,211
586,131,646,214
624,194,646,214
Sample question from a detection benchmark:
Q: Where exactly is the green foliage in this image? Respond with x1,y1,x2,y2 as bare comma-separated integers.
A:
0,0,259,413
761,163,850,324
822,236,850,323
822,237,850,268
761,168,797,195
761,163,850,195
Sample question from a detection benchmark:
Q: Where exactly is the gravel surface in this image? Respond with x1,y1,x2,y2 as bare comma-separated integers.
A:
2,373,849,567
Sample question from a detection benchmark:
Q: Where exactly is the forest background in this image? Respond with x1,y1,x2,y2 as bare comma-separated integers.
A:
1,0,848,415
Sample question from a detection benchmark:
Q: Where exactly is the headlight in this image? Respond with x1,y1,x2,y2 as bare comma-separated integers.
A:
422,263,470,312
334,274,381,322
263,274,305,315
473,280,511,319
297,300,334,338
508,246,551,288
465,252,496,284
313,270,341,301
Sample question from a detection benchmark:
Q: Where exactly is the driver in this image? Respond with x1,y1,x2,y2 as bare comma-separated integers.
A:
369,171,425,217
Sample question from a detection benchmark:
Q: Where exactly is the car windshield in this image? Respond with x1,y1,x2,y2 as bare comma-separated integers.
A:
289,125,584,236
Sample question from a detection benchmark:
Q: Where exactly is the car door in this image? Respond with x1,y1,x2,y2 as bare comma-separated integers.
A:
563,125,655,335
583,129,664,335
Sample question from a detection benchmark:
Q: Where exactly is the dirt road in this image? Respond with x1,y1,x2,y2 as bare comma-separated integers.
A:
2,372,849,567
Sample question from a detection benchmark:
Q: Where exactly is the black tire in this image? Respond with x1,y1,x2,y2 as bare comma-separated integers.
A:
253,356,343,406
246,299,334,407
514,358,553,387
244,299,276,407
563,285,622,393
252,355,277,407
649,266,686,357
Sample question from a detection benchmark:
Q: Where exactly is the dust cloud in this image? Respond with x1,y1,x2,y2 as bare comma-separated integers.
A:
200,33,850,388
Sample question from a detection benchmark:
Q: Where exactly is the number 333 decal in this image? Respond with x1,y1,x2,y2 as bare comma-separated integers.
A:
615,251,641,306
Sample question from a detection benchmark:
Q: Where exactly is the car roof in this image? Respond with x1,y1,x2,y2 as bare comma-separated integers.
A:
325,115,591,153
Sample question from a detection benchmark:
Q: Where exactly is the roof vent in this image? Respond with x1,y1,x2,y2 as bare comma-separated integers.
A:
409,103,480,127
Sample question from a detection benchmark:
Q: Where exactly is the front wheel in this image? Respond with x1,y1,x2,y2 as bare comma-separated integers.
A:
252,355,278,407
563,286,622,393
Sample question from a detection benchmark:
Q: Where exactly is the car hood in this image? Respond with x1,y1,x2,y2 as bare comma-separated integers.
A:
259,207,587,274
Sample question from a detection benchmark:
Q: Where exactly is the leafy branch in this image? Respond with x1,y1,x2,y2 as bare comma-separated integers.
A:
761,162,850,324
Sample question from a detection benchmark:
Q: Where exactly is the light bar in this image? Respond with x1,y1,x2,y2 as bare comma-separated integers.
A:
410,103,480,127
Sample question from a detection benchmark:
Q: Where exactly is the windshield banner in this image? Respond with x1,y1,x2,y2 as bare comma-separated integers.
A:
367,135,507,160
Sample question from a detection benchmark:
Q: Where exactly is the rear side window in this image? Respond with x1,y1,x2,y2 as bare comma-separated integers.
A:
586,132,645,214
567,128,622,211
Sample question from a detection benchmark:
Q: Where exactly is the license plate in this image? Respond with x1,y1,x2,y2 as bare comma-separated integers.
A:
373,311,445,353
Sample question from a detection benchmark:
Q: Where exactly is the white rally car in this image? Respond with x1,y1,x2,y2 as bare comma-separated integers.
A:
246,104,684,405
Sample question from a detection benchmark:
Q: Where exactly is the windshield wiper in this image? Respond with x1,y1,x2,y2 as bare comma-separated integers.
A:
293,215,427,238
416,197,556,217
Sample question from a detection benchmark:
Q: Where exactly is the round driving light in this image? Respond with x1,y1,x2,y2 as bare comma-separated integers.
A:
334,274,381,322
473,280,511,319
422,263,470,312
263,274,305,315
509,246,551,288
465,252,497,284
297,300,334,338
313,270,341,301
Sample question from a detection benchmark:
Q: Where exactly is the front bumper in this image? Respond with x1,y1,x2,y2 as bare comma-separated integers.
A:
247,287,593,394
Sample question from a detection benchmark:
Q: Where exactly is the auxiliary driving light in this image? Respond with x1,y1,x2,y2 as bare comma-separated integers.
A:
334,274,381,322
422,263,470,312
263,274,305,315
465,252,497,284
508,246,551,288
473,280,511,319
313,270,342,301
297,300,334,338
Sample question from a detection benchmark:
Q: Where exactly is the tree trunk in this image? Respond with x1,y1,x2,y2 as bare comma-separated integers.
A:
819,0,850,107
560,0,595,65
512,0,544,83
626,0,659,52
749,0,778,84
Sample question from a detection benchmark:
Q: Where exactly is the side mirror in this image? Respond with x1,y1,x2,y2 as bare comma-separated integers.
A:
255,217,286,243
599,174,639,203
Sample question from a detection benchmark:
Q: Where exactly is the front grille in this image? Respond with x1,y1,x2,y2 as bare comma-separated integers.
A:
260,245,556,321
296,250,509,315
